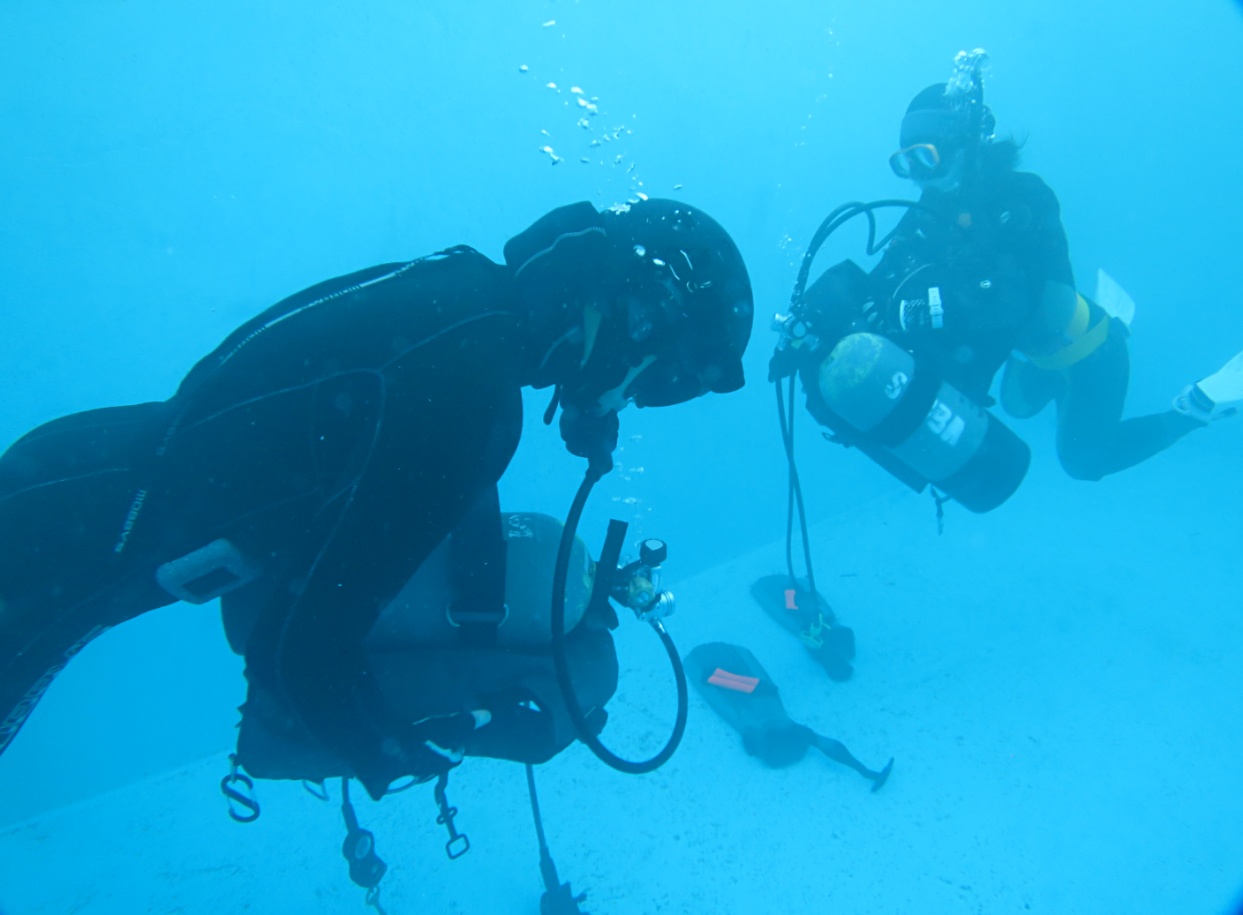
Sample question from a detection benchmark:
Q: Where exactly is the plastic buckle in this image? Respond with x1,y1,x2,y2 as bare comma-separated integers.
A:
156,539,261,604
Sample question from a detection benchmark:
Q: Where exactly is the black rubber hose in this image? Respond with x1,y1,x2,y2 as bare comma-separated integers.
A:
550,472,689,775
779,197,973,593
790,197,972,310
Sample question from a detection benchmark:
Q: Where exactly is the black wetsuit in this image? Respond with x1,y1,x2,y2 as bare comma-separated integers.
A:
870,170,1074,398
0,247,524,794
806,166,1200,481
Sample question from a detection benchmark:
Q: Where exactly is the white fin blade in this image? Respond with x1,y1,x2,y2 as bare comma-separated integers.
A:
1198,349,1243,408
1095,269,1136,328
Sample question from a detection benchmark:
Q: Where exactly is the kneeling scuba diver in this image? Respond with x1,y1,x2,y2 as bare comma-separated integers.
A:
177,198,755,914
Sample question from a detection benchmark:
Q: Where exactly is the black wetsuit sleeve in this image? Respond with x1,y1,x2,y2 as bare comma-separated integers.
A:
1006,172,1074,289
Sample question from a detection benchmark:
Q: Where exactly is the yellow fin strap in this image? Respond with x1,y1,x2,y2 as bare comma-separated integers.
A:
799,612,827,649
1030,296,1110,371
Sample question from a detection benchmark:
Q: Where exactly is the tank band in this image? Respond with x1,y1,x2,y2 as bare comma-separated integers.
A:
870,361,942,447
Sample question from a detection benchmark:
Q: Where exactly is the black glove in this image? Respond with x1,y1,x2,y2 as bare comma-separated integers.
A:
559,406,618,481
768,343,806,382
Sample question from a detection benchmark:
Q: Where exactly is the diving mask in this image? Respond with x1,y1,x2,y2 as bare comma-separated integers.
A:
889,143,944,181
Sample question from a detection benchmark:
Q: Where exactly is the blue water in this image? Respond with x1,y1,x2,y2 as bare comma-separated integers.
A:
2,2,1241,913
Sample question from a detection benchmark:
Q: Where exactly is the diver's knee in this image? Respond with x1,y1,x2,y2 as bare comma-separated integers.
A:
1058,452,1107,482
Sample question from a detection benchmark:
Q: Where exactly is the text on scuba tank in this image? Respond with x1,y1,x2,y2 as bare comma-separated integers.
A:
885,372,910,400
926,400,966,447
112,489,149,554
505,514,535,539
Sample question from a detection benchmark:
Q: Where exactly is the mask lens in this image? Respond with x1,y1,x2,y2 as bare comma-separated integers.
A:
889,143,941,180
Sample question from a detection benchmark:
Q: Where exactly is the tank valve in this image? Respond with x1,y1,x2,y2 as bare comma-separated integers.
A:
613,538,676,623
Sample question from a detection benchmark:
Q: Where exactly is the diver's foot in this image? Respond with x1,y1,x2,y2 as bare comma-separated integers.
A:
1174,349,1243,423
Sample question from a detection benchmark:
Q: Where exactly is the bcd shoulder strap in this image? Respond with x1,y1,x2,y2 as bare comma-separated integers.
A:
446,485,508,645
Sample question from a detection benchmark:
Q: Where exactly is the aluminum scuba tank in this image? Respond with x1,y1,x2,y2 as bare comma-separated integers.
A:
817,332,1029,512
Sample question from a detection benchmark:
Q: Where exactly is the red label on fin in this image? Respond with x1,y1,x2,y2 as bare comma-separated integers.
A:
707,668,759,694
784,588,799,611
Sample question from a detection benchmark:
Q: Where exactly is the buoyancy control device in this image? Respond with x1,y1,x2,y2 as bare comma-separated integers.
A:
212,505,678,915
219,511,616,782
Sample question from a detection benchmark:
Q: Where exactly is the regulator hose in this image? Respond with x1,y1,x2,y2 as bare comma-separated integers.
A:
779,197,979,583
549,472,688,774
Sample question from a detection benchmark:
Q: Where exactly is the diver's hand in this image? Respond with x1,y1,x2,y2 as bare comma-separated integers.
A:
768,345,804,382
559,406,618,481
356,709,492,800
409,709,492,766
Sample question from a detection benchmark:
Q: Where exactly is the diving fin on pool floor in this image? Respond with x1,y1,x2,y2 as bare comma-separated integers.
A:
685,642,892,792
751,574,855,681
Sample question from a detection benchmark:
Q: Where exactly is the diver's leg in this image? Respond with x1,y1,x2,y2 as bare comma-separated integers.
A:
0,404,178,755
1055,326,1202,481
999,356,1064,419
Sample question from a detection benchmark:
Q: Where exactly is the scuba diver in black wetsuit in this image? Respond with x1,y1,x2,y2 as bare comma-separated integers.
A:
773,50,1243,512
0,198,754,803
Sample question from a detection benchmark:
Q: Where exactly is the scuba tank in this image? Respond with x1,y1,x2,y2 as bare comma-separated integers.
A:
814,331,1028,513
773,199,1030,514
368,512,596,650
